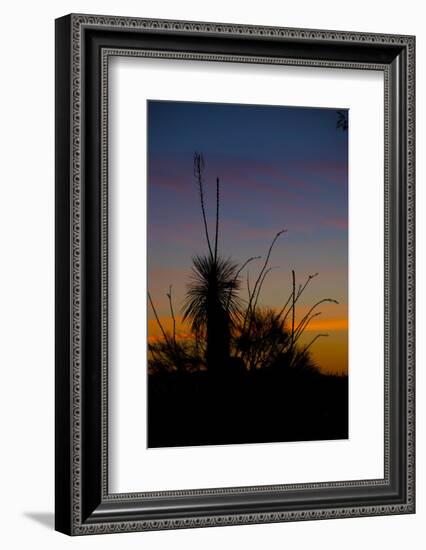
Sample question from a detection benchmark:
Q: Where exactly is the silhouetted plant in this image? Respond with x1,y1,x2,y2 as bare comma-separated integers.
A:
235,307,290,370
336,110,348,131
148,290,189,373
182,254,241,371
231,226,338,371
148,338,204,374
181,153,244,372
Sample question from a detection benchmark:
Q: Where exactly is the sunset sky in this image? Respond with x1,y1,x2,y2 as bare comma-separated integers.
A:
147,100,348,374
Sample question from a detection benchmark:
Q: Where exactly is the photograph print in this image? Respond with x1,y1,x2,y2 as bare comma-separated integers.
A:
147,100,349,448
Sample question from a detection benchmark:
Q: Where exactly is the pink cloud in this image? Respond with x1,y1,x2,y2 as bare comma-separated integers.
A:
323,218,348,230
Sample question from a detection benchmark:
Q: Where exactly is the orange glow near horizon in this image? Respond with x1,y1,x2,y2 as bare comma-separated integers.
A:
147,312,348,375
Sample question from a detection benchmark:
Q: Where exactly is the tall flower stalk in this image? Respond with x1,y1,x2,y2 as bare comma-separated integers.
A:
182,153,241,372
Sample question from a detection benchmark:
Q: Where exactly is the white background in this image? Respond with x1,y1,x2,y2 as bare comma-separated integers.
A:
110,58,384,492
0,1,423,549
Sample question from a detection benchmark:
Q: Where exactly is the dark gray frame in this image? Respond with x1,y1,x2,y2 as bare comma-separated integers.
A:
55,13,415,536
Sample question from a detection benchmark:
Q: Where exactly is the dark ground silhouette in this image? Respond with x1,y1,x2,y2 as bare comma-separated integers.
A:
148,364,348,447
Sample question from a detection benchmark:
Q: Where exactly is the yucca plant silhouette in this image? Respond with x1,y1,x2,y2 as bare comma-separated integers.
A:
182,153,241,373
183,254,241,372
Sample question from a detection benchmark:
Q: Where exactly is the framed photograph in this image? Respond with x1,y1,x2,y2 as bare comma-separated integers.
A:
55,14,415,535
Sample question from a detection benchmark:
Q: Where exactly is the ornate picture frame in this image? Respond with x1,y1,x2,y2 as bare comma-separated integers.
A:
55,14,415,535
